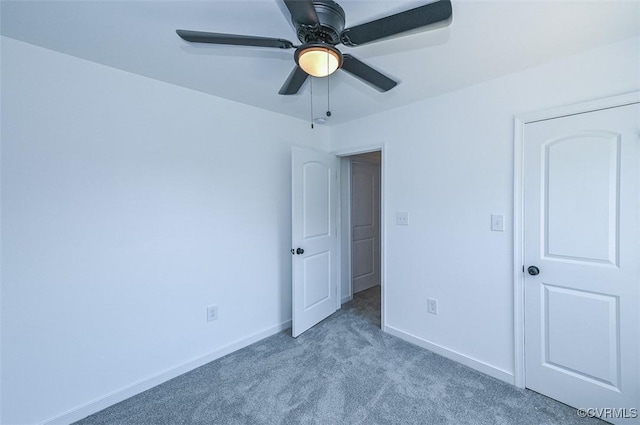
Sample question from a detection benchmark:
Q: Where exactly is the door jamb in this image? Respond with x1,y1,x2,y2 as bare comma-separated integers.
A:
339,156,353,306
333,144,386,331
512,91,640,389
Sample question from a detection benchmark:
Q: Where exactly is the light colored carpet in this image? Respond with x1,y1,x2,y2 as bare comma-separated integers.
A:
75,286,604,424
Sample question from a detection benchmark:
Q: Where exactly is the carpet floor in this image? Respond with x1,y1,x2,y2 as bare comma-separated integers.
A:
75,286,604,425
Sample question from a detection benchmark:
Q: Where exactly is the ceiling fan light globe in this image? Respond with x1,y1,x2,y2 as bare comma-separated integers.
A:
296,46,342,77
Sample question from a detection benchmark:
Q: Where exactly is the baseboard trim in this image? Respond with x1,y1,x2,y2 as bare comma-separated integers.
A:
384,325,515,385
341,295,353,304
42,320,292,425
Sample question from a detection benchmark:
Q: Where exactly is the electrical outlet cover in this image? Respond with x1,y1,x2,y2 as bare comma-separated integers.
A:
427,298,438,315
396,212,409,225
207,305,218,322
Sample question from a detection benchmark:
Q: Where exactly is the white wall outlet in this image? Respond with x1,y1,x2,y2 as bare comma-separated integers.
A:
396,212,409,226
427,298,439,315
491,214,505,232
206,305,218,322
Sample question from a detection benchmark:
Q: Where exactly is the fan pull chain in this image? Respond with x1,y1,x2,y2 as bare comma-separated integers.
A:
310,77,314,129
326,53,331,118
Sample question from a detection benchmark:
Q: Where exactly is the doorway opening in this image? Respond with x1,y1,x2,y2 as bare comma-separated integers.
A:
339,150,382,328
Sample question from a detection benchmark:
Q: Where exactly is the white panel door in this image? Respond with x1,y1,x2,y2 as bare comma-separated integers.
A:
351,160,380,294
291,147,338,338
524,103,639,424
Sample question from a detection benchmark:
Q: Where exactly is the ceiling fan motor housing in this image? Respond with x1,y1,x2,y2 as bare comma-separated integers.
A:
295,0,346,45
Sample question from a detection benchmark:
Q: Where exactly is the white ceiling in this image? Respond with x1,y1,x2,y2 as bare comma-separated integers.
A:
2,0,639,125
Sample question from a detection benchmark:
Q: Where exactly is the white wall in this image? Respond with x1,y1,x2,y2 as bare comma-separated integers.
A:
330,36,640,381
0,37,329,425
2,32,639,425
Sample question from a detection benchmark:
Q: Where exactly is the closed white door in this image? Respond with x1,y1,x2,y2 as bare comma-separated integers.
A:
524,103,639,424
291,147,338,337
351,159,380,294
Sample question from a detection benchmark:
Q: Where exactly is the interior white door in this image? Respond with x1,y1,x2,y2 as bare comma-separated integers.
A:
351,158,380,294
523,103,639,424
291,146,338,338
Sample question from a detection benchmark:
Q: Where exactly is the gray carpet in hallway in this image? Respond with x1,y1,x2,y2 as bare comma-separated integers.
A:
75,286,604,425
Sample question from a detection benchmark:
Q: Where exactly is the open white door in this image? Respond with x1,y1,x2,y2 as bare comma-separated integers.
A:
523,103,639,424
291,147,339,337
351,158,381,294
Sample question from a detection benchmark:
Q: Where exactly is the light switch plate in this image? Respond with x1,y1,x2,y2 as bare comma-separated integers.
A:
491,214,504,232
397,212,409,226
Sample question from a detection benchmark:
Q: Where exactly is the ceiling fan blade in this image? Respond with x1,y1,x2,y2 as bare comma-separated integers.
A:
341,54,397,92
283,0,319,26
176,30,295,49
340,0,452,46
279,66,309,95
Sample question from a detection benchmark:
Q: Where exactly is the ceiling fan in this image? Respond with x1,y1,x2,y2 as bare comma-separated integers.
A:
176,0,452,95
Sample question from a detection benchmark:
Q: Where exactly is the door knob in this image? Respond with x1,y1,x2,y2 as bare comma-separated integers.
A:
527,266,540,276
296,247,304,255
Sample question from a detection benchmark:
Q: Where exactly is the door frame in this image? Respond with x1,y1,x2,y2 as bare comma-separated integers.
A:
512,91,640,388
333,144,386,331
